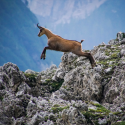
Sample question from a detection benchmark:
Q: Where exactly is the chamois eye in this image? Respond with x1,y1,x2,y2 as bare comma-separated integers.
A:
40,29,43,32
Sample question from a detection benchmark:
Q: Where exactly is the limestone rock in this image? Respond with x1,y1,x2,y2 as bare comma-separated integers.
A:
1,32,125,125
108,39,119,45
57,107,87,125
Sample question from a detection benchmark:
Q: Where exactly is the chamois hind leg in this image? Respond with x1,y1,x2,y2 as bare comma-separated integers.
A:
73,50,96,68
41,46,51,59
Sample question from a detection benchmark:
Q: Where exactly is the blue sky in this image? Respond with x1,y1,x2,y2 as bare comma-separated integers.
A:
23,0,110,49
25,0,107,27
24,0,125,49
1,0,125,71
21,0,125,70
23,0,125,50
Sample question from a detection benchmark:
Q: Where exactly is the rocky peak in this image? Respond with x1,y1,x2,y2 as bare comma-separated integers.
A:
0,33,125,125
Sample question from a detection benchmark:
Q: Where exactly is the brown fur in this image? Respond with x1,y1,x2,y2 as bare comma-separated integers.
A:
37,24,96,68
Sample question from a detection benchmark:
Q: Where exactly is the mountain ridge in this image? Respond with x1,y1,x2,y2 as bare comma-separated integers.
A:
0,32,125,124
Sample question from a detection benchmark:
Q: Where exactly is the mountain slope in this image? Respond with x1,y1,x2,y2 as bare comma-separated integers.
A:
0,0,62,72
0,33,125,124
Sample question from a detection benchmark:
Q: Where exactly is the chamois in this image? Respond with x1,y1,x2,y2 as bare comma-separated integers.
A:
37,23,96,68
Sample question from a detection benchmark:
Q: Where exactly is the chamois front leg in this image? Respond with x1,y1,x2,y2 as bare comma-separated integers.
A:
40,46,51,60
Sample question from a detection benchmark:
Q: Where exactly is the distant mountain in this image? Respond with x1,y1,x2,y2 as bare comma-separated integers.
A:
0,0,62,72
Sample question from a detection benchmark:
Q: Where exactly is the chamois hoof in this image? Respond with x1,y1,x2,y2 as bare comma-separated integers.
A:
40,56,43,59
40,54,46,60
40,57,46,60
91,62,96,68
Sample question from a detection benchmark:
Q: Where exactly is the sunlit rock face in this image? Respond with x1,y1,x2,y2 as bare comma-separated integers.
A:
0,33,125,125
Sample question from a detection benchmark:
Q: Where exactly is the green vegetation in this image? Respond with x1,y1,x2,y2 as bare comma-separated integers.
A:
89,102,110,115
112,121,125,125
85,50,90,52
24,73,37,82
80,101,124,125
43,79,64,92
49,116,57,123
122,33,125,39
62,85,70,91
24,73,64,92
0,96,3,101
98,45,105,48
80,102,111,125
50,80,64,92
44,116,48,122
97,44,121,83
45,79,52,83
51,104,69,114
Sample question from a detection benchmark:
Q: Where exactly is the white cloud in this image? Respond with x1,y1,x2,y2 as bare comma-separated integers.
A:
40,63,50,71
27,0,107,25
27,0,53,16
40,61,54,71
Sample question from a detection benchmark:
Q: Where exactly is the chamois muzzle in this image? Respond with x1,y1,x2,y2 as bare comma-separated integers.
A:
37,23,41,29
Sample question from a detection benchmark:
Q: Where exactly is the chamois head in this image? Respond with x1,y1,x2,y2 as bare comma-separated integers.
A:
37,23,45,37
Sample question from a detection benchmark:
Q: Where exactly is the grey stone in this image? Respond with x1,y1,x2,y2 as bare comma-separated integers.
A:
1,32,125,124
120,49,125,57
58,107,87,125
108,39,119,45
52,68,65,81
74,100,88,111
121,39,125,44
98,118,107,125
25,69,36,74
50,64,57,70
104,67,112,73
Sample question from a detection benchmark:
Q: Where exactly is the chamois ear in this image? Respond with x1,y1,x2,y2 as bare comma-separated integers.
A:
37,23,43,29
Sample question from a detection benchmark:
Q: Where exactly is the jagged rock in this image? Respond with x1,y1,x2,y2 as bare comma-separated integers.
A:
73,100,88,111
104,67,112,73
120,49,125,57
27,112,44,125
59,66,102,101
40,120,54,125
94,46,109,61
106,44,111,48
94,65,102,73
50,64,57,70
57,107,87,125
16,82,31,97
0,62,26,92
1,32,125,125
98,118,107,125
25,69,36,74
117,32,125,41
103,64,125,104
52,68,65,81
108,39,119,45
121,38,125,44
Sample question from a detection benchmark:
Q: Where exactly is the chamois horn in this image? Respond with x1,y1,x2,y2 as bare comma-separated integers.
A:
37,23,41,29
